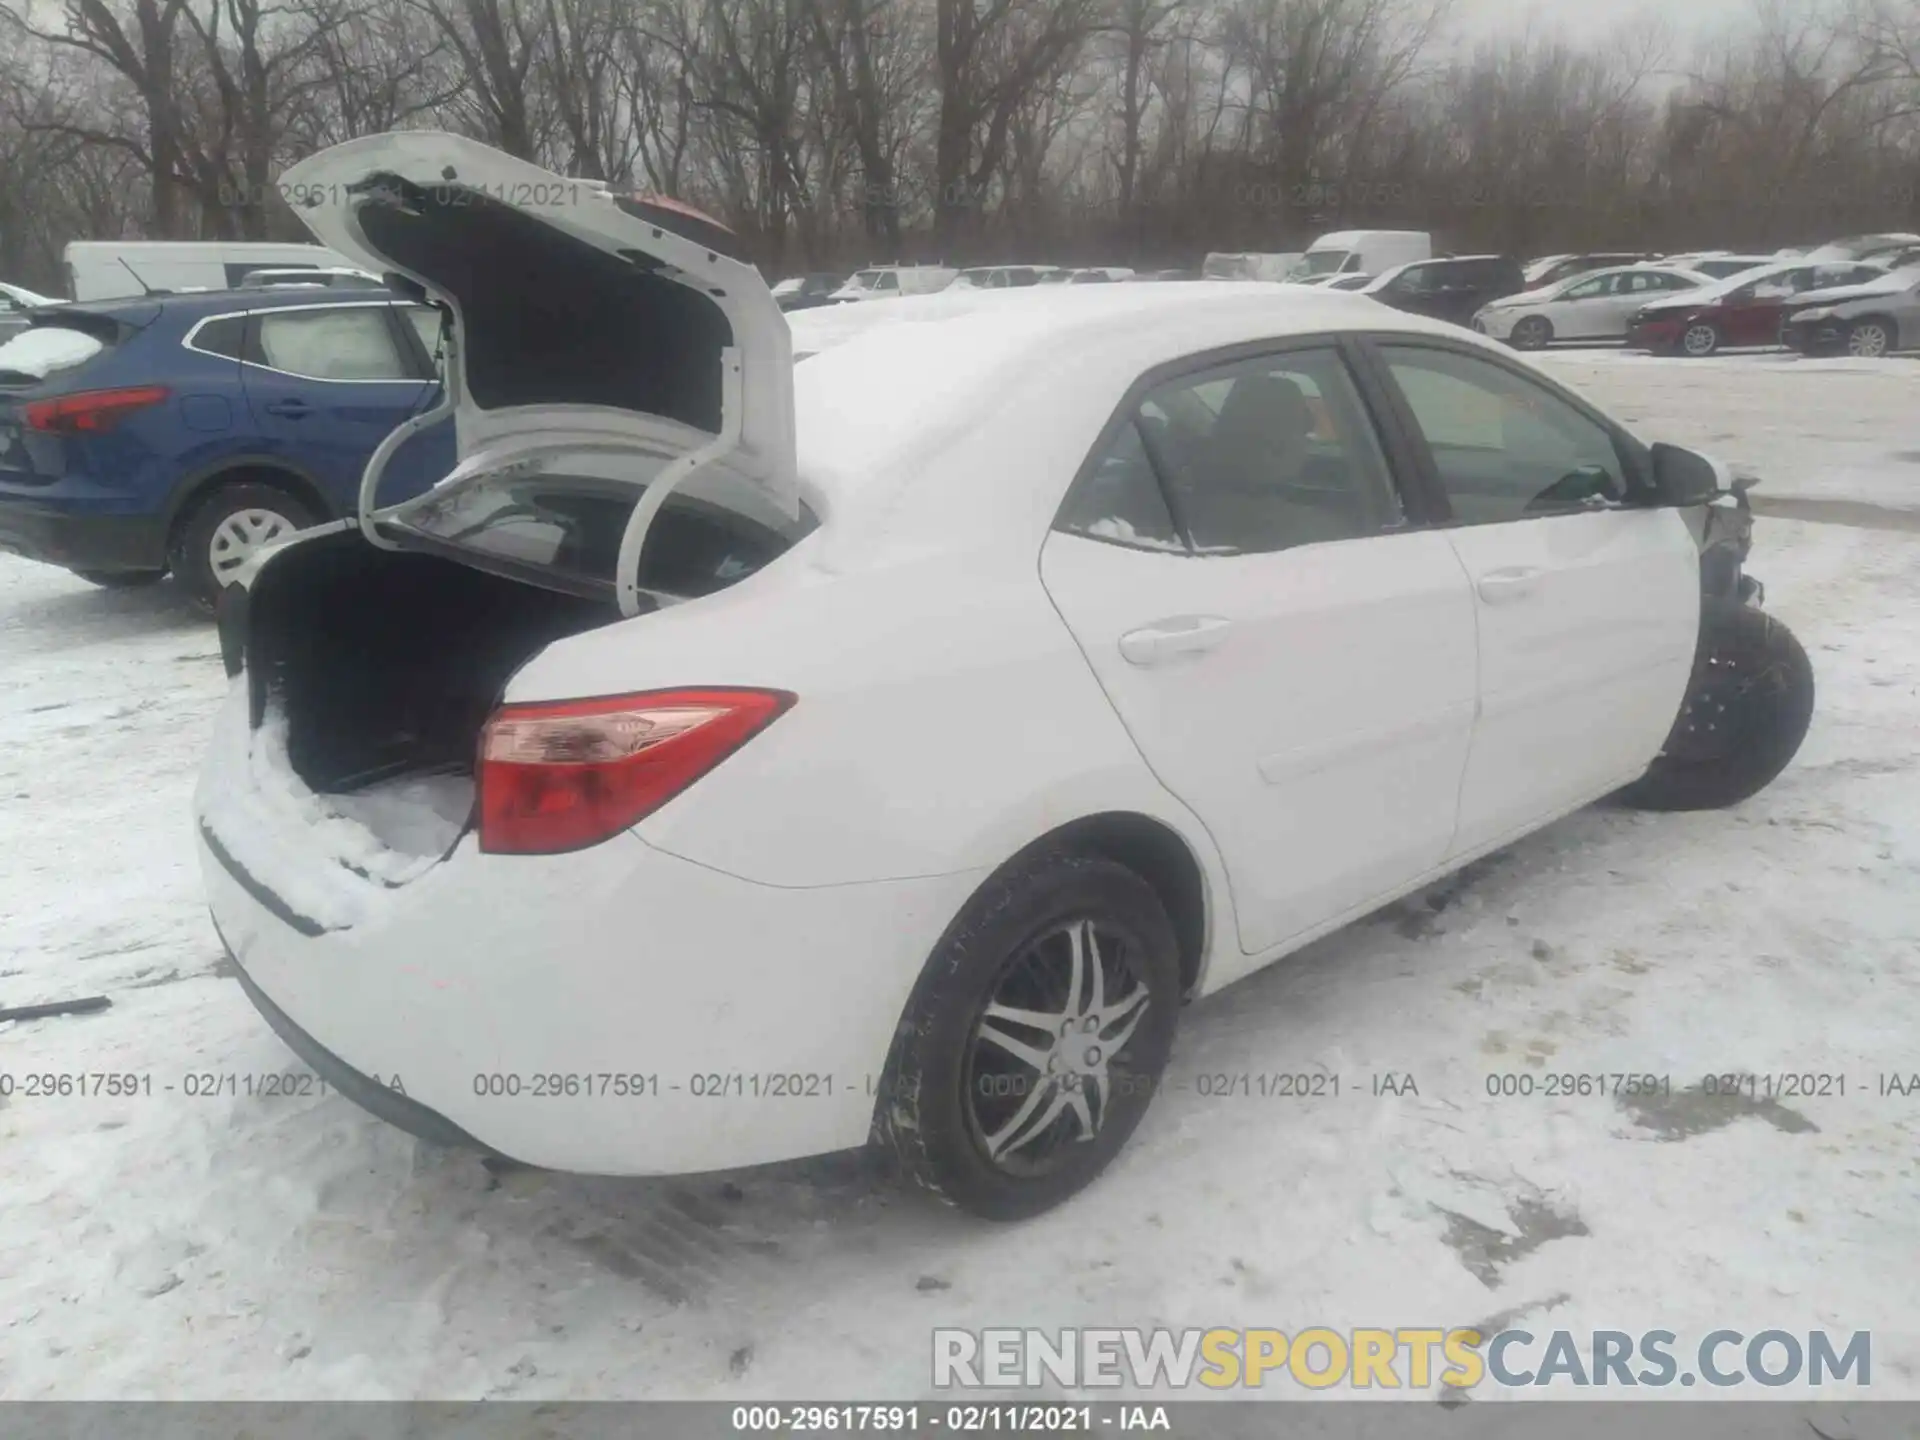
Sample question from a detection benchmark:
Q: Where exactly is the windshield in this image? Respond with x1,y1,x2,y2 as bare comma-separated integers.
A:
844,270,883,291
770,278,805,297
1300,250,1351,276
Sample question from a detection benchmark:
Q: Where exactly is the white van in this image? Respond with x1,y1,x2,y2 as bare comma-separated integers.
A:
63,241,352,300
1201,252,1303,283
829,264,959,303
1297,230,1431,279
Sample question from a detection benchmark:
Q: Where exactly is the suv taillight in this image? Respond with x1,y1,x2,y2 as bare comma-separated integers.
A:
23,385,171,434
477,688,794,855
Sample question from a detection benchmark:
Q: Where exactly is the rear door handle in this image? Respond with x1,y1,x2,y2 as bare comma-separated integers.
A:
265,399,312,419
1476,567,1542,604
1119,615,1233,666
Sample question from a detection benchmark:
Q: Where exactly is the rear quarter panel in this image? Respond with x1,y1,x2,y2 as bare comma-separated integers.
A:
507,546,1231,901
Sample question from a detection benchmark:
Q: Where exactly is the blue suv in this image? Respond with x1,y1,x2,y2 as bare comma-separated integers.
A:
0,287,454,605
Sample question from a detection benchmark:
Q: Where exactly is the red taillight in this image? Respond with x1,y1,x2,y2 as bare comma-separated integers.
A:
23,385,171,434
477,688,794,855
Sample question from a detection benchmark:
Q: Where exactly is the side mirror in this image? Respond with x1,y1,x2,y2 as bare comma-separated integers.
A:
1649,442,1726,507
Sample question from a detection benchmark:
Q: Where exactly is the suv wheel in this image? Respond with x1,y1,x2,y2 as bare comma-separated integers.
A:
875,852,1181,1221
173,482,318,610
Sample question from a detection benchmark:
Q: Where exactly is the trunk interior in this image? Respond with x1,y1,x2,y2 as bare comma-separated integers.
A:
244,529,622,830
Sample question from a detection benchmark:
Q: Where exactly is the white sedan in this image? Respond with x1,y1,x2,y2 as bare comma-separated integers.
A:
1474,264,1715,349
196,134,1815,1220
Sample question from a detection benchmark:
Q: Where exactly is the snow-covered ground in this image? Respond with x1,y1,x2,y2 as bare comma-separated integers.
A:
2,354,1917,1402
1538,350,1920,514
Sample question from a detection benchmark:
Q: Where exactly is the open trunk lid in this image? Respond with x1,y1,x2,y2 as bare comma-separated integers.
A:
275,132,798,615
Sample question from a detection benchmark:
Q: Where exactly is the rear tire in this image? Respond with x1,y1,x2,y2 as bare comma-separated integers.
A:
72,569,165,589
171,482,318,611
1510,316,1553,351
875,852,1181,1221
1617,604,1814,812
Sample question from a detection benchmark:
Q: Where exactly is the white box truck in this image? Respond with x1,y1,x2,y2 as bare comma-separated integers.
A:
1296,230,1431,280
63,241,353,300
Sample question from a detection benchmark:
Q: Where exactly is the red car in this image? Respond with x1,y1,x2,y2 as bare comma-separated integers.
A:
1626,259,1889,356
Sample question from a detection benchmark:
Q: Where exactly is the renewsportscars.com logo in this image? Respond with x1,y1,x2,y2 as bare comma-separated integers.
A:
932,1327,1872,1391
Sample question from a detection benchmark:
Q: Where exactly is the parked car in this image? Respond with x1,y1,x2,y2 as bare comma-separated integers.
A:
1802,233,1920,265
1474,265,1714,349
0,286,453,603
829,264,959,301
0,281,58,343
197,133,1814,1222
1778,269,1920,357
1626,259,1890,356
1520,253,1663,289
1040,267,1136,284
771,274,846,312
1655,253,1774,280
1129,269,1203,282
947,265,1061,290
1360,255,1526,326
1202,252,1304,282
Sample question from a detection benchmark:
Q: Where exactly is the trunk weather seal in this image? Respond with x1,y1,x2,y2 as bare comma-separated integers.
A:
198,821,331,938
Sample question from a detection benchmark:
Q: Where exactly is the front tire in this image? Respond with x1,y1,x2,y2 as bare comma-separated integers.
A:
171,482,318,610
1510,316,1553,351
1617,604,1814,812
1847,318,1894,358
1681,321,1722,357
875,852,1181,1221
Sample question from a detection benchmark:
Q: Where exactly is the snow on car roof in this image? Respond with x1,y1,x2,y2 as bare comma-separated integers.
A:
786,283,1477,539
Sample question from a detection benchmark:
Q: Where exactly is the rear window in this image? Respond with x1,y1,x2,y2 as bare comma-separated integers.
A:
389,468,814,599
0,326,107,385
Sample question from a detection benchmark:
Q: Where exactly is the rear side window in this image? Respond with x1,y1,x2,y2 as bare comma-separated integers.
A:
254,306,414,381
188,315,247,359
1060,347,1403,557
1056,418,1183,551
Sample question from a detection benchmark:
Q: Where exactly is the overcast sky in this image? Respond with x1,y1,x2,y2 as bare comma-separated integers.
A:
1449,0,1759,43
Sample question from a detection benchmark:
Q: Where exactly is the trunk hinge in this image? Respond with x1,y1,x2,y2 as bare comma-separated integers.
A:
613,345,745,619
356,320,460,552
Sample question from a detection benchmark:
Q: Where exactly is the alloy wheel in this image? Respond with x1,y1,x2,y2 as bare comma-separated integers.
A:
208,507,296,581
964,917,1152,1175
1682,323,1719,357
1848,322,1891,358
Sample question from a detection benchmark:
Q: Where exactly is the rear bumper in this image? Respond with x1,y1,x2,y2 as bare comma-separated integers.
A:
0,498,167,573
226,944,506,1157
194,688,983,1174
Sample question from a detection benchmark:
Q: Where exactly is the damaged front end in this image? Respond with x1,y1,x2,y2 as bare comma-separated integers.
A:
1695,467,1764,610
